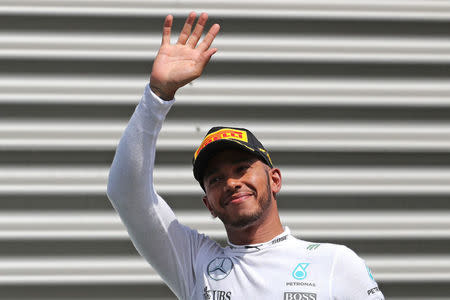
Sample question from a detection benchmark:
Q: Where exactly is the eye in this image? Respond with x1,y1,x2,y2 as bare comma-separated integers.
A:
208,175,222,186
236,163,251,173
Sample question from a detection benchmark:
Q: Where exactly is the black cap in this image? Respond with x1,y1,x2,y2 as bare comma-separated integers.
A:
192,126,273,185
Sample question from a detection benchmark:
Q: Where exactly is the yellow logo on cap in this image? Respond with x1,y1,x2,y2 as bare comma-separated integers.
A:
259,148,273,166
194,129,248,159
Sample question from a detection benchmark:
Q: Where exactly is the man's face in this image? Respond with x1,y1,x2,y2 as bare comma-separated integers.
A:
202,149,281,228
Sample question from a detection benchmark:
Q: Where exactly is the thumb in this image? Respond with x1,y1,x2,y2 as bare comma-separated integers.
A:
202,48,218,65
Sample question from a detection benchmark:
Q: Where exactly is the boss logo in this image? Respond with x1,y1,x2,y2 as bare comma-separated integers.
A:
284,292,317,300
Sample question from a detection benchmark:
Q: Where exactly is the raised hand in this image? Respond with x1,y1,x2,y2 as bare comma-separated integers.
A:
150,12,220,100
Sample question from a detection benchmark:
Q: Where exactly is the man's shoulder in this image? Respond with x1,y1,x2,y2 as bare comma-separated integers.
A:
195,232,226,256
289,236,347,258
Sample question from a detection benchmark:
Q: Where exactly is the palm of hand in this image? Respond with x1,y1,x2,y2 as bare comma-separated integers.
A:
149,13,220,100
152,43,207,89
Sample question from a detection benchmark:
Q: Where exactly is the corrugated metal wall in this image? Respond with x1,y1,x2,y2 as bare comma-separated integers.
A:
1,1,450,299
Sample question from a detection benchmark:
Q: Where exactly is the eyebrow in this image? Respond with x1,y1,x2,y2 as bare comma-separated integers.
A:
203,168,219,181
203,157,256,180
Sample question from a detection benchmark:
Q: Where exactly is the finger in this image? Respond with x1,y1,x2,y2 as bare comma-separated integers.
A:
187,12,208,48
197,23,220,52
177,11,196,45
161,15,173,45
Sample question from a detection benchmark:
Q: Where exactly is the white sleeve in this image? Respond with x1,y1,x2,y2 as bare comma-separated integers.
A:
106,84,209,299
330,246,385,300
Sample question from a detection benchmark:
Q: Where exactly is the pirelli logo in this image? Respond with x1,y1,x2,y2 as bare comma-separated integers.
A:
194,129,248,159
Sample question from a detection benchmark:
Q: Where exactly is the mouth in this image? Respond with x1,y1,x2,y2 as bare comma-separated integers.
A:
223,192,254,206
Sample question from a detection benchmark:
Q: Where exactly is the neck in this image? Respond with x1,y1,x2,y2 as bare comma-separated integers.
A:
225,200,284,245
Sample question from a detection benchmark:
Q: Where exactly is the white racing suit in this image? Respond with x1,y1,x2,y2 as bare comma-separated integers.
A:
107,84,385,300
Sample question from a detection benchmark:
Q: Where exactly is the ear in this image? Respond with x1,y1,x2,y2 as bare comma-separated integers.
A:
269,168,282,194
202,195,217,218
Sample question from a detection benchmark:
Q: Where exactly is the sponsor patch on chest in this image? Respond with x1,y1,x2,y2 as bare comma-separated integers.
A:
283,292,317,300
203,287,232,300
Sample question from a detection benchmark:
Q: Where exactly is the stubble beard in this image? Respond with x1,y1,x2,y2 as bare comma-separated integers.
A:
218,170,272,229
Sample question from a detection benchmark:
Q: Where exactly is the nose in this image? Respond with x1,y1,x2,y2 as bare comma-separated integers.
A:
225,176,241,191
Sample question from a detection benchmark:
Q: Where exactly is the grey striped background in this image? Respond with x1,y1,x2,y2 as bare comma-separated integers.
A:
1,1,450,299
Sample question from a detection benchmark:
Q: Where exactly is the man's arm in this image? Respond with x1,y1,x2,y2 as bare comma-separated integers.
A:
106,13,220,299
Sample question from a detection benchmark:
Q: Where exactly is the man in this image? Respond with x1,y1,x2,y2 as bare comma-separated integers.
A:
107,12,385,300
